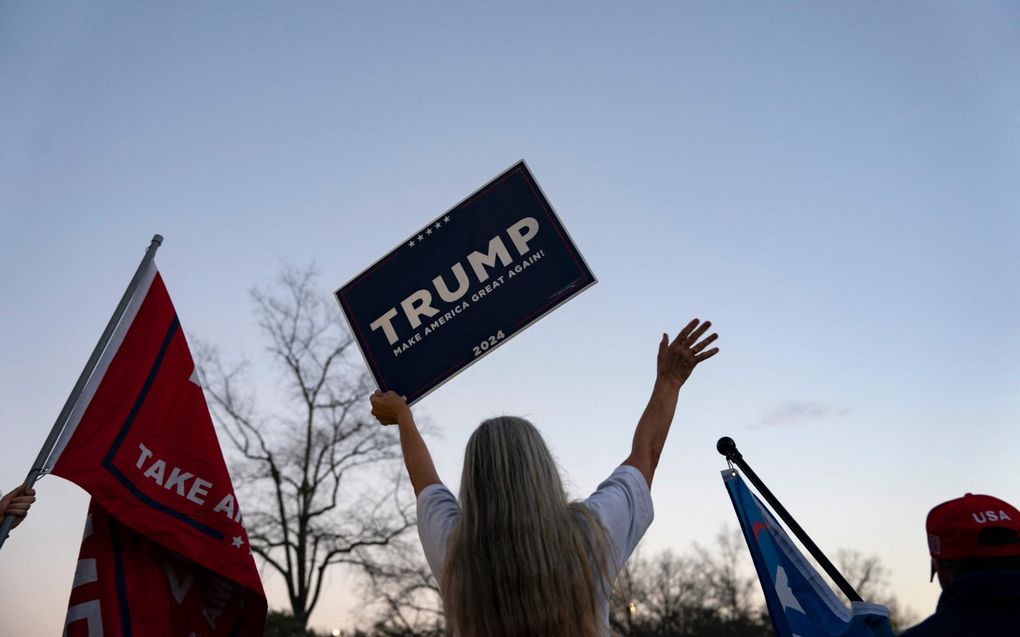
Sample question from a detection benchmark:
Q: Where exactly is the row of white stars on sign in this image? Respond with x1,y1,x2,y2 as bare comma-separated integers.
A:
409,216,451,247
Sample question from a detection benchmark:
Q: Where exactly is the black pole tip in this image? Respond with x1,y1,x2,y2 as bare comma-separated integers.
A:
716,436,739,458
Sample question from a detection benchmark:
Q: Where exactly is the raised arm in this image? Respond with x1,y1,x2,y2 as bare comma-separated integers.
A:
370,390,441,496
624,318,719,488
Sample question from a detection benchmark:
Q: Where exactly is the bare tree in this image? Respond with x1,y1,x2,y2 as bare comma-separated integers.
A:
610,530,771,637
610,550,649,635
357,535,444,636
199,265,416,631
836,549,917,631
692,527,762,626
837,548,890,599
610,549,719,636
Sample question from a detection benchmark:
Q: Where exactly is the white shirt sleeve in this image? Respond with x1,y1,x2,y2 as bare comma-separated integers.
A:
582,464,654,576
416,483,461,582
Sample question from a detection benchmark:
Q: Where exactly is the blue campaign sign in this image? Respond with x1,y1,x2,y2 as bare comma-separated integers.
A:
335,161,596,404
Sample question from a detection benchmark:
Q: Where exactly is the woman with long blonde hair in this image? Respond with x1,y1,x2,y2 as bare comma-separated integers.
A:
371,318,719,636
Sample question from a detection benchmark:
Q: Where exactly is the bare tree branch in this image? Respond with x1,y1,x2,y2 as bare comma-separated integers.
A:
198,264,413,631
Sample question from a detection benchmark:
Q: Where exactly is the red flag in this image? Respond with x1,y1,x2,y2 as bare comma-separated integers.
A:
48,260,266,634
65,500,263,637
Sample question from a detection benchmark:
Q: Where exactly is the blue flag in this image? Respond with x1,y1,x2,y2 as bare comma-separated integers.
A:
723,470,895,637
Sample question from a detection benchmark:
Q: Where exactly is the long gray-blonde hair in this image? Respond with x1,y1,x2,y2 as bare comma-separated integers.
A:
441,416,612,637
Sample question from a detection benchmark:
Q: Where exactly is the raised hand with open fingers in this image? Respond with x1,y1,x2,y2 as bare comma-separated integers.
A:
656,318,719,389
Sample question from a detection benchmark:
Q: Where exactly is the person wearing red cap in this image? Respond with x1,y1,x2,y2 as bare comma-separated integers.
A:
899,493,1020,636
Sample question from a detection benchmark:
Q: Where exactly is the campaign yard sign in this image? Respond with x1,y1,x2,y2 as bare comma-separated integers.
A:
335,161,596,404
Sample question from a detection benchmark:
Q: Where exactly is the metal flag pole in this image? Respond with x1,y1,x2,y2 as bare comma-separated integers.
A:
0,234,164,552
716,436,862,602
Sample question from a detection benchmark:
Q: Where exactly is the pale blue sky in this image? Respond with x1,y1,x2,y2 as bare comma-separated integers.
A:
2,2,1019,634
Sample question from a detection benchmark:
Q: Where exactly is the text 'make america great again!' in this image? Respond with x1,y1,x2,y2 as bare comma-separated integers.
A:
335,161,596,405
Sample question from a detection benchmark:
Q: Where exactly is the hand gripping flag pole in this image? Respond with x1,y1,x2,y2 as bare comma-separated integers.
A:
716,436,861,602
0,235,163,552
27,237,266,634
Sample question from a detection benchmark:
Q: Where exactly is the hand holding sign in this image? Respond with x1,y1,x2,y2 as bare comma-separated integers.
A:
370,390,410,426
369,390,440,496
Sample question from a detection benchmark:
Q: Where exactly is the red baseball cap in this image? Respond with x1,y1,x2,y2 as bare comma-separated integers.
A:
926,493,1020,564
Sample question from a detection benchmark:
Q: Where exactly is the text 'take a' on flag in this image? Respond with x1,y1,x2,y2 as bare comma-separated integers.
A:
46,258,266,635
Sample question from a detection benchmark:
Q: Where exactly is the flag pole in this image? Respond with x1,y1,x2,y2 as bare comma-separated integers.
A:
0,234,164,551
716,436,862,602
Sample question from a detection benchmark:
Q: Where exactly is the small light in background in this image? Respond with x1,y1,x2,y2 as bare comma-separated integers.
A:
331,630,342,637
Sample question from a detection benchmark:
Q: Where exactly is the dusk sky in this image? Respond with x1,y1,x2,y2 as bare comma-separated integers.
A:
2,3,1018,635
